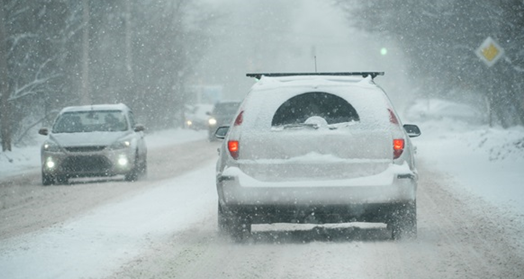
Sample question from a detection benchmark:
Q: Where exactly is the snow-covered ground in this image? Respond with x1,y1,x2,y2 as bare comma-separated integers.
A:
0,128,214,279
415,119,524,215
2,113,522,217
1,104,524,278
0,163,216,279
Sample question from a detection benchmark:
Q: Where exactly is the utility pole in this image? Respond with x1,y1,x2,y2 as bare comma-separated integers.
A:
0,3,11,151
81,0,91,105
125,1,133,83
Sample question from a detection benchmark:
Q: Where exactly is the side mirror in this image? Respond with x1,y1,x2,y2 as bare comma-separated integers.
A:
134,124,145,132
403,124,421,138
38,128,49,136
215,126,229,140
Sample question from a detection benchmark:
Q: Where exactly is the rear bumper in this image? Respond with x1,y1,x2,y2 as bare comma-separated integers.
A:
217,166,417,223
219,175,416,205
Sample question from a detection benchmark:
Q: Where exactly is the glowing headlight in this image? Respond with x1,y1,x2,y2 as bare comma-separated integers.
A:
118,156,128,166
186,120,193,126
43,141,61,152
208,118,217,126
45,157,56,169
110,140,131,150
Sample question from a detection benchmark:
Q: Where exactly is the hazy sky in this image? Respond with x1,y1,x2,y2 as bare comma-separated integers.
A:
195,0,411,108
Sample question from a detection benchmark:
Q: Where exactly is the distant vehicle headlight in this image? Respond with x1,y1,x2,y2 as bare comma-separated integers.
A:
186,120,193,126
43,141,62,153
109,139,132,150
208,118,217,126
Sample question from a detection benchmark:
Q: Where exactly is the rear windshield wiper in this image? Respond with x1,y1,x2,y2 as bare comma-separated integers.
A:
273,120,358,131
273,123,319,130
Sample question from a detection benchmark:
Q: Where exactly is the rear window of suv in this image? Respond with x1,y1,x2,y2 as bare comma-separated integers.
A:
240,84,392,131
271,92,359,126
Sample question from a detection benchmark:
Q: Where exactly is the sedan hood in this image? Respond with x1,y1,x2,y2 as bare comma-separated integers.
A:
49,131,131,147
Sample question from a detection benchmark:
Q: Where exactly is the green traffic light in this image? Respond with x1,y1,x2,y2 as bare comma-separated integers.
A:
380,48,388,55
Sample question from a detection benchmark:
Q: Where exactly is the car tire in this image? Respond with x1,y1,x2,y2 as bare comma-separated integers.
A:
389,201,417,240
218,203,251,241
42,171,54,186
217,203,231,235
124,153,140,182
139,156,147,178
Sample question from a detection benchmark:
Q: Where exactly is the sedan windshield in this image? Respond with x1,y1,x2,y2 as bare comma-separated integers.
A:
52,110,128,133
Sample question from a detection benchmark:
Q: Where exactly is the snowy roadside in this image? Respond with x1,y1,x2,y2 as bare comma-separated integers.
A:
0,162,217,279
0,128,207,180
414,119,524,216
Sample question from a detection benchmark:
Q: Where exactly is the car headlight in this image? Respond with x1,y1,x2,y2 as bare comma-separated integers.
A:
208,118,217,126
43,140,62,153
109,139,132,150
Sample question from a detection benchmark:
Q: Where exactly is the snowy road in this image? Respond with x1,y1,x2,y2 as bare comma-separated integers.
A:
107,162,524,279
1,134,524,278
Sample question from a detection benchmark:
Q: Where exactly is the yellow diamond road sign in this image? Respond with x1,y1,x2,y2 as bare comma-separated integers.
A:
476,36,504,67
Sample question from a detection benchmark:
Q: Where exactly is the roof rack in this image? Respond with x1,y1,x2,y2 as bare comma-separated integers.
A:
246,72,385,80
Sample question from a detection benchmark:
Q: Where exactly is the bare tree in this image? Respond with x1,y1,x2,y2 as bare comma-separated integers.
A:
0,0,218,147
336,0,524,127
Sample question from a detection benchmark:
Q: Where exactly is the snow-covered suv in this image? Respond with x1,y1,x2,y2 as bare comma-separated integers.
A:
215,72,421,240
38,103,147,185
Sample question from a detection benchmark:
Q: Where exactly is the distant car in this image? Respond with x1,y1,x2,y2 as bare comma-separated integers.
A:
207,101,241,141
38,103,147,185
214,72,421,240
185,103,214,130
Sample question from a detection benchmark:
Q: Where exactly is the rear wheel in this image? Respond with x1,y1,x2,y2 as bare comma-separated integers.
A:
389,201,417,240
217,203,251,241
217,203,231,235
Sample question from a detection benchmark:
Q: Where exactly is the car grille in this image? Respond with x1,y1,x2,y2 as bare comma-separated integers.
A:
64,146,106,152
61,155,112,173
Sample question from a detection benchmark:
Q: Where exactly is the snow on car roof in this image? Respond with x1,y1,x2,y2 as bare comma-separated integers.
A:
60,103,130,113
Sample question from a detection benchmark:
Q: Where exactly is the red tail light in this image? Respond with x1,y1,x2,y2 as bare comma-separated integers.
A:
234,111,244,126
228,140,239,159
393,139,405,159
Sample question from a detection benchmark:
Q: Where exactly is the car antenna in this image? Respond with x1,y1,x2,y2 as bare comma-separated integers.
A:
314,55,318,73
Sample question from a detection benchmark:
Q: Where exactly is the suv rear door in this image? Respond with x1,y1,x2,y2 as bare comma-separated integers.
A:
231,85,395,182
